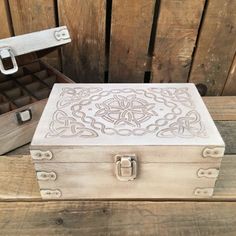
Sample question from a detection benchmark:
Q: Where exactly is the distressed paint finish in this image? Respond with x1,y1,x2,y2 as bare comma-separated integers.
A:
152,0,205,83
8,0,59,68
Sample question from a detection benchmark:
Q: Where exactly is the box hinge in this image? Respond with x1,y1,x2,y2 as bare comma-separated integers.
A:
197,168,219,178
115,154,137,181
40,189,61,198
194,188,214,197
37,171,57,181
31,150,53,160
54,28,70,41
0,47,18,75
202,147,224,158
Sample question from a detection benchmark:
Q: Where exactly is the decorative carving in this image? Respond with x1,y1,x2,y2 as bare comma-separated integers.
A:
46,87,207,139
47,110,98,138
95,94,157,127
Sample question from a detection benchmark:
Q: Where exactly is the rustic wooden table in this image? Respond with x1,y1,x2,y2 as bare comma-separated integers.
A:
0,96,236,235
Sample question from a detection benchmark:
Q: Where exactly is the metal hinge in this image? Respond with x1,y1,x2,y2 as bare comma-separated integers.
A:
115,154,137,181
31,150,53,160
54,28,70,41
197,168,219,178
0,47,18,75
40,189,61,198
194,187,214,197
37,171,57,181
202,147,224,158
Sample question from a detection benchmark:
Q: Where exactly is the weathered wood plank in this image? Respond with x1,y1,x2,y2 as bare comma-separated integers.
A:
109,0,155,83
0,154,236,200
215,121,236,154
8,0,59,69
203,96,236,121
222,54,236,96
0,155,40,199
58,0,106,82
0,201,236,235
151,0,205,83
189,0,236,95
0,0,12,38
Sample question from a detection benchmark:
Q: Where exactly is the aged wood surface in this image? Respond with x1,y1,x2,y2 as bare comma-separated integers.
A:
189,0,236,95
151,0,205,83
223,54,236,96
0,0,11,38
0,201,236,236
8,0,59,69
1,155,236,200
58,0,106,82
203,96,236,121
109,0,155,83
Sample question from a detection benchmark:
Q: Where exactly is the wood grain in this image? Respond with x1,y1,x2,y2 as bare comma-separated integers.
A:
58,0,106,82
0,154,236,200
151,0,205,83
215,121,236,154
203,96,236,121
222,54,236,96
109,0,155,83
189,0,236,95
0,0,11,38
0,201,236,235
8,0,60,69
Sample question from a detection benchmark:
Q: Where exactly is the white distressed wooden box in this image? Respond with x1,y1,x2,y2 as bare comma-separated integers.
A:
30,83,225,199
0,26,73,154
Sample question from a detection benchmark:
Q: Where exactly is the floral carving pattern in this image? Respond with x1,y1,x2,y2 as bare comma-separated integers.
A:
46,87,207,138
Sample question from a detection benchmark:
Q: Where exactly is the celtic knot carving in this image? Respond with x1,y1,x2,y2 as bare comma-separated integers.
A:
46,110,98,138
46,86,207,139
95,94,157,127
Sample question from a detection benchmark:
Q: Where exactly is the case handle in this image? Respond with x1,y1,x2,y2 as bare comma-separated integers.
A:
0,47,18,75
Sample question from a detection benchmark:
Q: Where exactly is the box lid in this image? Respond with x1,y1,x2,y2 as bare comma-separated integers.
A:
31,83,225,148
0,26,71,75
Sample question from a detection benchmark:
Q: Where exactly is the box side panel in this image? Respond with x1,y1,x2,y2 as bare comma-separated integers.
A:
30,145,224,163
0,99,47,155
35,162,221,199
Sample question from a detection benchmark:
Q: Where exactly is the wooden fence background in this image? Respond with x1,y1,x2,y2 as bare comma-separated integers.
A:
0,0,235,96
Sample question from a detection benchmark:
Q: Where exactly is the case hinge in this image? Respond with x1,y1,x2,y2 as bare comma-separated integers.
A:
40,189,61,198
115,154,137,181
197,168,219,178
0,47,18,75
31,150,53,160
194,188,214,197
202,147,224,158
54,28,70,41
37,171,57,181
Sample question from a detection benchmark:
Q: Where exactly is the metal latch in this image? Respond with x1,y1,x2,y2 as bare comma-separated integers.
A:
0,47,18,75
16,108,32,125
115,154,137,181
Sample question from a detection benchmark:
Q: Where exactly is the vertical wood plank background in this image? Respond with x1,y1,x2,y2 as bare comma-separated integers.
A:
0,0,236,95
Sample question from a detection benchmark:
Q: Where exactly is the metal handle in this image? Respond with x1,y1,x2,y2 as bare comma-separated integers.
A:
16,108,32,125
0,47,18,75
115,154,137,181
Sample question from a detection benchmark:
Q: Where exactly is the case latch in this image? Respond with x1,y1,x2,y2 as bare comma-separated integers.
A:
0,47,18,75
115,154,137,181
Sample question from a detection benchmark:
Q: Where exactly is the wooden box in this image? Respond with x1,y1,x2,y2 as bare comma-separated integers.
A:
0,27,73,154
30,83,225,199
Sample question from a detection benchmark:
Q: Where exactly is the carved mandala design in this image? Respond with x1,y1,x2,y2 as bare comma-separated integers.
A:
46,87,207,138
95,94,157,127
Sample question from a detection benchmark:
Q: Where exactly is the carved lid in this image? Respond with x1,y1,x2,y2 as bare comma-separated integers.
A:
31,83,225,147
